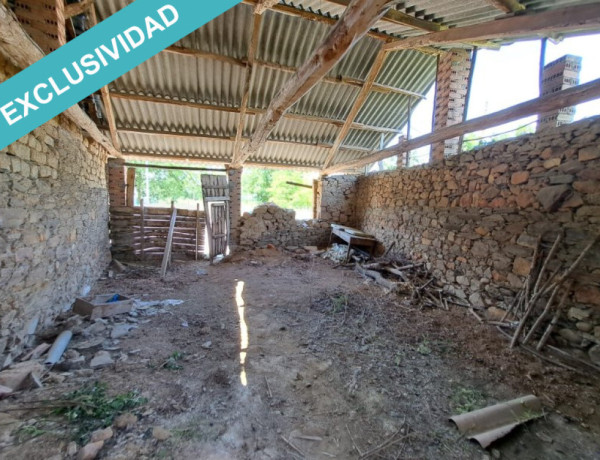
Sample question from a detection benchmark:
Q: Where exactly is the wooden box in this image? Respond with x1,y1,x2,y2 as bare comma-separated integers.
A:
73,294,133,320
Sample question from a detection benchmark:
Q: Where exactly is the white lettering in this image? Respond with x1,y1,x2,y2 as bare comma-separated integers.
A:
81,54,101,76
100,38,121,61
62,62,85,85
124,26,145,49
1,102,21,126
95,47,109,67
33,83,53,105
145,17,165,39
48,77,71,96
116,34,131,53
158,5,179,28
15,92,39,117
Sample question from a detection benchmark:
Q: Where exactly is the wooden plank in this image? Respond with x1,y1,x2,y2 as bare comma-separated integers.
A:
110,92,401,134
64,0,93,18
140,199,146,261
160,208,177,279
322,77,600,174
233,13,262,165
255,0,280,15
322,47,387,170
384,3,600,52
233,0,394,167
0,3,121,158
126,168,136,207
488,0,525,14
195,203,200,261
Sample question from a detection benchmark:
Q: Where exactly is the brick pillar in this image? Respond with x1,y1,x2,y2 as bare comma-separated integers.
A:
539,55,582,131
431,49,472,163
107,158,126,207
227,167,243,247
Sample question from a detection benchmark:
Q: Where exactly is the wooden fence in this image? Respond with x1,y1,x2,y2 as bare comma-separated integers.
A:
109,205,206,261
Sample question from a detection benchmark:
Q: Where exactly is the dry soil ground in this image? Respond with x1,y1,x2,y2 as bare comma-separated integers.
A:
1,248,599,459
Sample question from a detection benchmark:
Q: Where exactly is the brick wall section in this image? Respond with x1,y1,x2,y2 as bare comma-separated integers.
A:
350,116,600,350
318,175,359,226
0,53,111,360
107,158,126,207
432,49,472,162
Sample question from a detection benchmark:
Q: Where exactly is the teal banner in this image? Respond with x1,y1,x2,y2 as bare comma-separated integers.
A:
0,0,242,150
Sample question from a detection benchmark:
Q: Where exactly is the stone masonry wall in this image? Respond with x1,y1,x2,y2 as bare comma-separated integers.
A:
318,175,359,226
0,53,111,360
350,116,600,351
239,203,330,248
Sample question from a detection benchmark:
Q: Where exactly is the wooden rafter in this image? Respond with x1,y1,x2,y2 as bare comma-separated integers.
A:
64,0,93,18
116,126,374,152
108,92,399,135
0,3,120,157
255,0,280,15
232,0,394,168
88,4,121,151
232,13,262,165
163,46,426,99
322,77,600,175
322,47,387,170
488,0,526,14
384,3,600,52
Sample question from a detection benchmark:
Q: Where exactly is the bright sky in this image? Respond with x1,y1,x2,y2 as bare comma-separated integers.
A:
385,33,600,167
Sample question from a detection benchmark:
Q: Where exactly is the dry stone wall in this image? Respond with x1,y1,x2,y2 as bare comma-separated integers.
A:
239,203,330,248
346,116,600,350
318,175,359,226
0,54,111,360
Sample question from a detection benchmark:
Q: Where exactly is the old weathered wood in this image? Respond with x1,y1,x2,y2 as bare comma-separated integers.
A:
233,0,394,167
232,13,262,165
195,203,200,261
140,199,146,260
536,280,572,351
160,208,178,279
323,77,600,174
126,168,136,208
323,47,387,170
254,0,280,15
384,3,600,52
286,181,313,189
0,3,121,158
487,0,526,13
64,0,93,17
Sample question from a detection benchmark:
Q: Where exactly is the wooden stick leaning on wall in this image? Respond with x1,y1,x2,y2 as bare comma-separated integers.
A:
160,207,178,280
140,199,146,261
195,203,200,261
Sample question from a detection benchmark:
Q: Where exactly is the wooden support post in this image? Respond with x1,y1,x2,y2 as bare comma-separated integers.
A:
384,4,600,52
140,199,146,261
322,77,600,175
126,168,136,207
195,203,200,261
233,0,394,167
161,208,178,280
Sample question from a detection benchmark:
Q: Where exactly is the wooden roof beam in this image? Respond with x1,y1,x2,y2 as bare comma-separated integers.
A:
108,91,400,134
255,0,280,15
488,0,526,14
384,3,600,52
232,0,395,168
322,47,388,170
322,77,600,175
64,0,93,18
0,3,121,157
232,13,262,165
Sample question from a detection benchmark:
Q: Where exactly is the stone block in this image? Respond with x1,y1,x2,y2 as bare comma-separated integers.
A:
511,171,530,185
579,146,600,162
536,185,572,211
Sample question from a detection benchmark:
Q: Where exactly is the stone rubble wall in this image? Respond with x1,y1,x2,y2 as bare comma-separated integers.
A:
239,203,330,248
318,175,359,226
0,53,111,360
329,116,600,352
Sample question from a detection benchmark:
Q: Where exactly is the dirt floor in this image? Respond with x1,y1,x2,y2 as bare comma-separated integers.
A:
1,248,599,459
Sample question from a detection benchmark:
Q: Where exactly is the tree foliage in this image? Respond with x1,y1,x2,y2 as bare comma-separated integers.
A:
242,168,315,210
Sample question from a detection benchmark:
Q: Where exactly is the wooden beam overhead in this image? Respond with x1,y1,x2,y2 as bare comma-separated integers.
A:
232,13,262,165
108,91,400,134
384,3,600,52
322,77,600,175
116,127,375,152
64,0,93,18
488,0,526,14
233,0,395,167
162,46,426,99
0,3,120,157
255,0,280,15
322,47,388,170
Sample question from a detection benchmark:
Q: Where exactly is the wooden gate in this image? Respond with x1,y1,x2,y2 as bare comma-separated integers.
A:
201,175,230,260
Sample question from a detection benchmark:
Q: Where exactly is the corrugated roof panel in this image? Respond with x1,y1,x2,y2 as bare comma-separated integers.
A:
112,98,239,137
254,142,329,168
119,133,235,161
292,81,361,120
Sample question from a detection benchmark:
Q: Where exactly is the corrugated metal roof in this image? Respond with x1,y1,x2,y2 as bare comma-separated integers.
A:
94,0,592,170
